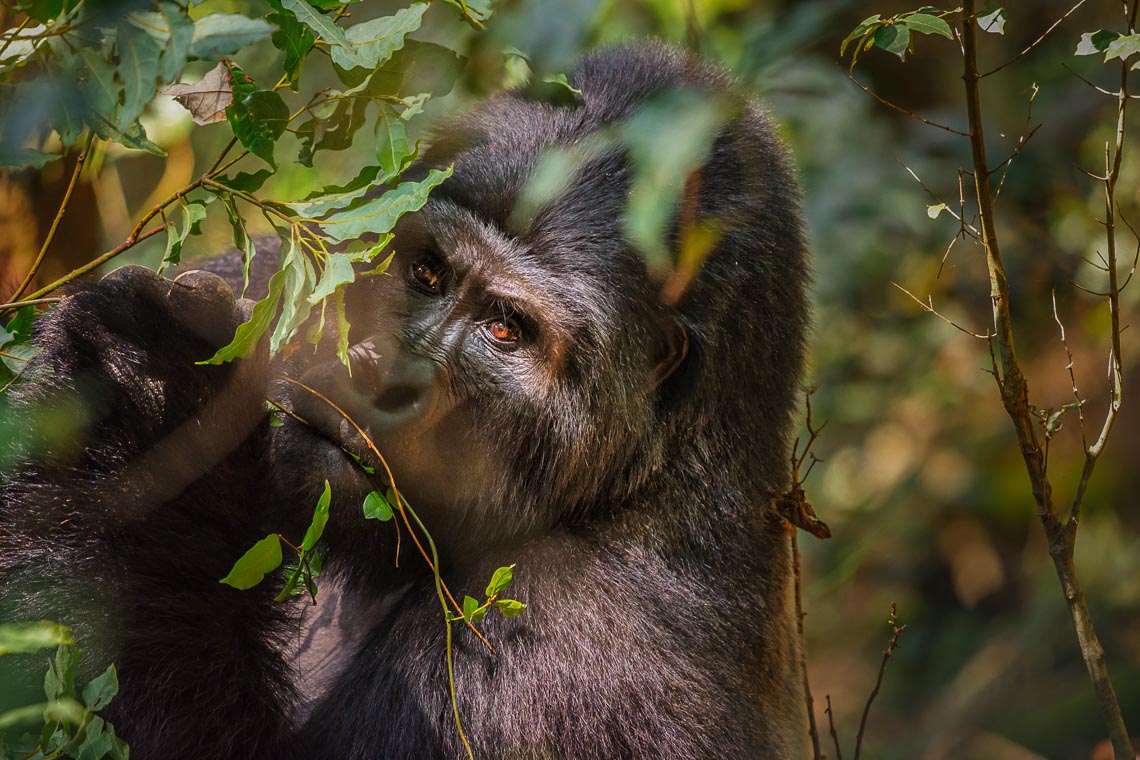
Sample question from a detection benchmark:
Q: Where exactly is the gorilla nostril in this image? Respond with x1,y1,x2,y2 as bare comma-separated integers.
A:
374,384,423,413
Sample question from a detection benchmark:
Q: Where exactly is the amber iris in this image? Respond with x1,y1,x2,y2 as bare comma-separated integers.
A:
489,320,520,342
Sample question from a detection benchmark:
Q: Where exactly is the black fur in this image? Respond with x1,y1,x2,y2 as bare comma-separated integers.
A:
1,42,809,759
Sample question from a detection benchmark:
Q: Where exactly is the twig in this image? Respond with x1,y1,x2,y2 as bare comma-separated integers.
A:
852,603,905,760
891,282,991,339
846,71,969,136
0,297,63,311
793,533,822,760
8,133,95,302
826,695,842,760
981,0,1088,77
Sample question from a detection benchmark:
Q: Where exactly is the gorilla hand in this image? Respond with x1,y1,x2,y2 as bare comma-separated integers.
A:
11,265,268,493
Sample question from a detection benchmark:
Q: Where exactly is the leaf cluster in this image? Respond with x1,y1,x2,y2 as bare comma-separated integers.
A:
0,623,126,760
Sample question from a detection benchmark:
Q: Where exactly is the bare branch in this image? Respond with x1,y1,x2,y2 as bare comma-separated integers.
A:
981,0,1089,77
846,71,969,136
826,695,843,760
852,603,906,760
891,282,991,339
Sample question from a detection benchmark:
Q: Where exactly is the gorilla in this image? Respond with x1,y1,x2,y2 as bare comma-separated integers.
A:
0,41,810,759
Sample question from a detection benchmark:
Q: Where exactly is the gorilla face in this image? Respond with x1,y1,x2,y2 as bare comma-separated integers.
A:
273,190,670,565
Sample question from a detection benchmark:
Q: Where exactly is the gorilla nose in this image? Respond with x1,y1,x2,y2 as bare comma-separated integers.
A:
348,337,437,423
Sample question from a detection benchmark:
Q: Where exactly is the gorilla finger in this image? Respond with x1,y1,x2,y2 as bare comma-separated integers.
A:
169,270,239,348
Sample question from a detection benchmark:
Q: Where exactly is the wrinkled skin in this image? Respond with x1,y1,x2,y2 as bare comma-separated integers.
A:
0,42,811,759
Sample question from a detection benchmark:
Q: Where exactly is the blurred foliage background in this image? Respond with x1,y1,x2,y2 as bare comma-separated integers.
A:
3,0,1139,757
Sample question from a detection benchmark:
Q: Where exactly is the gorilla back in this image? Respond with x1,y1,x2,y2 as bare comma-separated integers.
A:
0,42,810,759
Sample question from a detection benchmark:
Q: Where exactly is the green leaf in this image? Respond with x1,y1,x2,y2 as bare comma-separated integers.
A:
1076,30,1119,56
80,665,118,711
159,2,194,83
77,715,115,758
117,21,163,127
188,14,276,60
873,23,911,60
492,598,526,617
279,0,352,51
363,490,393,521
0,623,72,656
201,266,287,364
927,203,947,219
841,14,882,56
374,104,411,179
220,533,283,589
462,595,479,620
1104,33,1140,62
44,645,78,701
331,4,427,70
977,6,1006,34
309,253,356,304
301,480,332,551
903,13,952,39
485,564,515,597
274,560,305,601
215,169,273,193
225,66,288,166
332,289,351,369
269,241,317,353
268,10,315,89
320,167,452,243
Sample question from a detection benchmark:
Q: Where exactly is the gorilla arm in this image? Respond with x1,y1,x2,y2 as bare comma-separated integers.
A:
0,267,295,760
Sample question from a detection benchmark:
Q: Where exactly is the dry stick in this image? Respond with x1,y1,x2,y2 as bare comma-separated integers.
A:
8,133,96,303
0,297,62,311
275,375,493,652
852,603,905,760
825,695,842,760
792,533,822,760
959,3,1136,756
277,377,484,759
845,71,969,136
980,0,1088,77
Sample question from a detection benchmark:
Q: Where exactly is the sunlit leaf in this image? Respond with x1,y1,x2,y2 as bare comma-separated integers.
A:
977,6,1007,34
201,267,287,364
330,4,427,71
1076,29,1119,56
301,480,331,551
493,598,526,617
0,622,72,656
363,490,393,521
219,533,283,590
320,167,451,243
840,14,882,56
485,564,515,597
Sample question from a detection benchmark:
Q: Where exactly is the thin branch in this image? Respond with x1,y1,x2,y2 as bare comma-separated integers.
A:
793,533,823,760
826,695,843,760
8,133,95,302
852,603,905,760
1052,291,1087,445
846,71,969,136
0,297,62,311
891,282,991,339
981,0,1088,77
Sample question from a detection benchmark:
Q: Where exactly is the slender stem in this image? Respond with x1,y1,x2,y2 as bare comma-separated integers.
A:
8,133,95,302
792,534,823,760
0,297,62,311
960,3,1135,756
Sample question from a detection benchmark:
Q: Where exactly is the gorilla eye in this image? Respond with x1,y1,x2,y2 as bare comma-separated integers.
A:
410,254,446,295
486,318,522,345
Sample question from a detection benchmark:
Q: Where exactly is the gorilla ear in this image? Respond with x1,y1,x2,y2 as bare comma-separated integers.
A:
653,316,689,387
